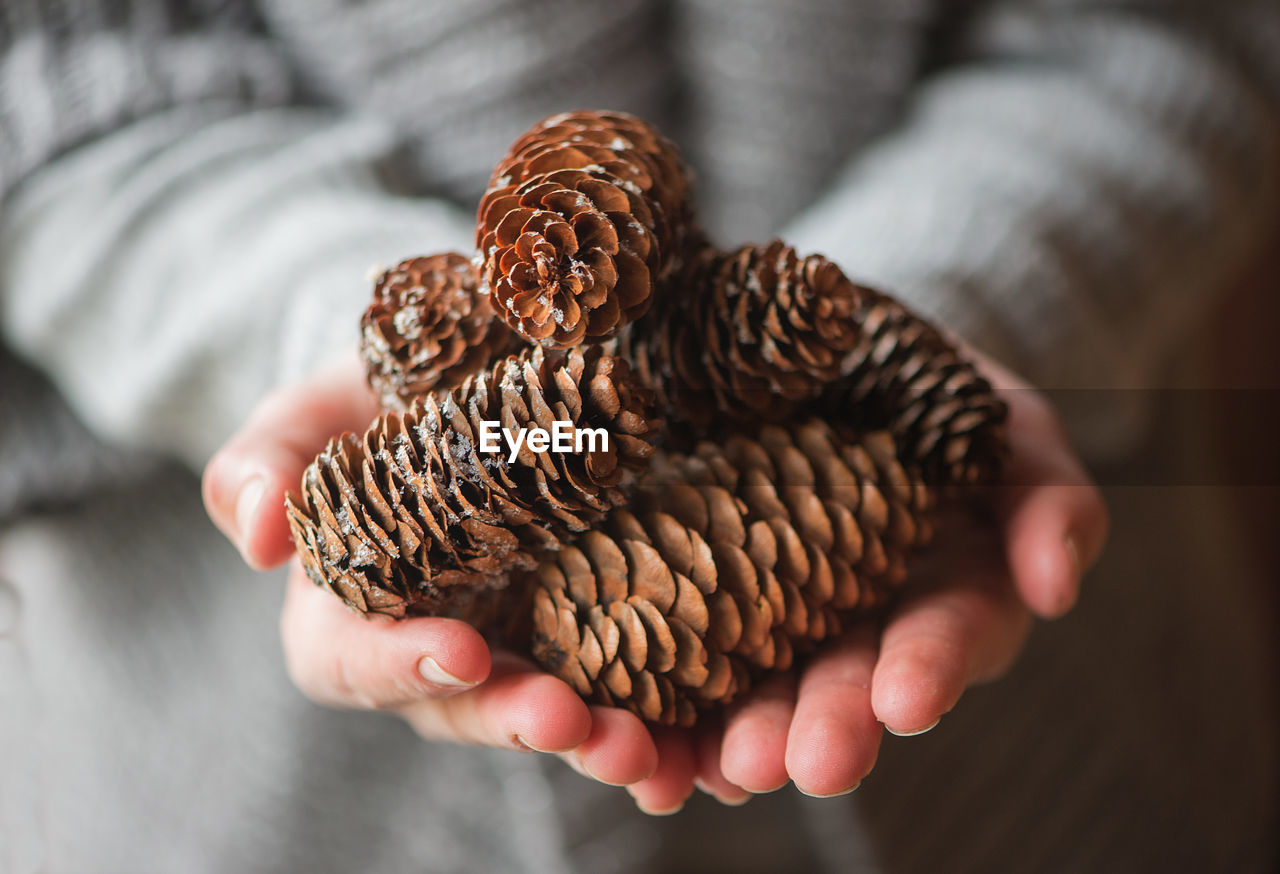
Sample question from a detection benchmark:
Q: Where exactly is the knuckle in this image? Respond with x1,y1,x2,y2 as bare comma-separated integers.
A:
404,698,473,744
284,643,379,710
321,654,379,709
278,598,429,712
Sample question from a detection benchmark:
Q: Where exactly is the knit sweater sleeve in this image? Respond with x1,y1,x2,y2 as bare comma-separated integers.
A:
0,7,474,470
784,0,1280,447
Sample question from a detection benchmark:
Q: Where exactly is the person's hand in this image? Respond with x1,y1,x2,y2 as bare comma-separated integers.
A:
622,351,1110,812
202,349,1107,815
202,356,662,789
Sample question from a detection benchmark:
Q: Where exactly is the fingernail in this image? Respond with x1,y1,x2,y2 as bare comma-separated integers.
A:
513,734,561,754
567,753,625,786
634,798,685,816
886,717,940,737
694,777,750,806
798,781,860,799
417,656,476,689
1063,533,1081,579
235,476,266,538
562,753,592,780
1055,534,1081,615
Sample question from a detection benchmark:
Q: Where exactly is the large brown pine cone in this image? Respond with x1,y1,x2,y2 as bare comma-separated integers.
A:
360,253,525,410
527,419,933,726
286,346,658,618
476,111,697,347
624,240,1007,488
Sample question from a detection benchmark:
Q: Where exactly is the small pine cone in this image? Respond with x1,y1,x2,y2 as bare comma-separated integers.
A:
627,240,1008,488
623,241,860,427
527,419,933,726
360,253,525,410
476,110,697,347
287,346,658,618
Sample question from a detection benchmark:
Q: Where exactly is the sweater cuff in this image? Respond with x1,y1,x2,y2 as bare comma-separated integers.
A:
274,196,475,391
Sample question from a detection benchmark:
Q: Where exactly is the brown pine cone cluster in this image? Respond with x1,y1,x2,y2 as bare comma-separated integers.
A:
287,110,1008,723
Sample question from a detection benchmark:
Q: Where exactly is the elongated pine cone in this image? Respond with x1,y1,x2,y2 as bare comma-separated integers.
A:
527,419,933,726
624,240,1007,487
477,111,696,346
822,291,1007,488
286,346,657,618
361,253,525,409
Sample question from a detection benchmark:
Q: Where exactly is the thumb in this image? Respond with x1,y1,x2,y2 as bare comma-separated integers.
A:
202,355,380,569
280,564,492,709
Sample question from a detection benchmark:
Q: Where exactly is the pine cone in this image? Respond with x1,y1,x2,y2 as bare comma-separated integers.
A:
621,241,857,426
823,291,1008,488
527,419,933,726
360,253,525,410
625,241,1007,488
287,346,658,618
476,110,697,347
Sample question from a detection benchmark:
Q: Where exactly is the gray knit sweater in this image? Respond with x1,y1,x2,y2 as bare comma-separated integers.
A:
2,1,1278,872
3,0,1278,469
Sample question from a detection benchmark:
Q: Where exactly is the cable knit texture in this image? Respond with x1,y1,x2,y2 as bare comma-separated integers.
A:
1,1,1278,872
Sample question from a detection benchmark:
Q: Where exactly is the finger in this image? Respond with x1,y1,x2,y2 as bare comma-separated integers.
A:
785,627,883,797
871,550,1031,735
280,566,491,709
400,652,593,754
561,706,659,786
996,389,1109,618
692,719,751,806
203,355,379,569
627,727,698,815
719,673,796,794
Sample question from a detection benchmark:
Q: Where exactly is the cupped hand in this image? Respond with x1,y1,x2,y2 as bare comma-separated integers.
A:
202,350,1107,815
202,355,660,789
627,351,1110,811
